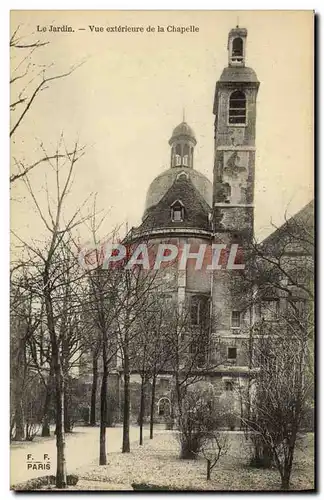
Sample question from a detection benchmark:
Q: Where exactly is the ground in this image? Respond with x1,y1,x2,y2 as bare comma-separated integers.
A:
10,424,157,487
11,427,315,491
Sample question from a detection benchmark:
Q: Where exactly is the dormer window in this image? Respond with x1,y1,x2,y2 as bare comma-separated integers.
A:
171,200,184,222
176,171,189,180
173,207,182,221
229,90,246,125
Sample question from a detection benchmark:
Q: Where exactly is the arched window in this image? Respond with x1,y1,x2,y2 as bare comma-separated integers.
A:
232,37,243,59
190,295,209,326
190,295,210,366
157,397,171,417
183,144,189,166
175,144,182,166
229,90,246,125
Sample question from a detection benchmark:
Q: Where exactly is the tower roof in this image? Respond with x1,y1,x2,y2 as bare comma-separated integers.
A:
144,167,212,216
219,66,259,83
228,26,248,40
138,174,212,234
169,121,196,145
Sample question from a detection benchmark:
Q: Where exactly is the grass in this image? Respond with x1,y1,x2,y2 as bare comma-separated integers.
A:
76,431,315,491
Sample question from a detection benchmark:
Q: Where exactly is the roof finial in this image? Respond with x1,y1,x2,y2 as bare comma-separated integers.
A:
182,107,185,122
236,16,239,28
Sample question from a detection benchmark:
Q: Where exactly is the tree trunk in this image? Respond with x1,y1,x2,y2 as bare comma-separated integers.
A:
281,472,291,491
42,362,54,436
139,377,145,446
280,451,294,491
64,388,73,433
43,271,67,488
41,384,52,437
149,373,156,439
13,362,25,440
207,459,211,480
90,353,99,426
14,400,25,440
54,364,67,488
99,355,108,465
122,350,130,453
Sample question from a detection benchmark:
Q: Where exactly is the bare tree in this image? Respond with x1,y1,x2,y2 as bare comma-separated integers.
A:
132,294,172,445
10,274,44,440
200,432,229,480
162,297,220,436
78,208,124,465
235,203,314,489
241,312,312,489
176,381,229,461
86,264,119,465
105,238,171,453
11,139,90,488
115,266,163,453
10,25,84,183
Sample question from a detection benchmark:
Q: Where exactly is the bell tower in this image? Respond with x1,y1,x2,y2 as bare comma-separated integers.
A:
213,26,259,240
209,27,260,376
228,26,247,67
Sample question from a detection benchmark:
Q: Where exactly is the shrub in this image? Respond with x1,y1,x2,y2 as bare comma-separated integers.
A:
248,433,273,468
13,474,78,491
132,483,174,491
177,382,222,459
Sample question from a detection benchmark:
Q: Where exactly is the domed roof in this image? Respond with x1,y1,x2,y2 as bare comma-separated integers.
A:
169,121,196,144
144,166,212,216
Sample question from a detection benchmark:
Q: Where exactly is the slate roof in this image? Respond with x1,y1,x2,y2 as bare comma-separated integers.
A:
218,66,259,84
259,199,314,255
134,174,212,235
169,121,196,145
144,167,212,214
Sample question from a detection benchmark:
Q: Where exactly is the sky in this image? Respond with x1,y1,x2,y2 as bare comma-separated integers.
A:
10,10,314,247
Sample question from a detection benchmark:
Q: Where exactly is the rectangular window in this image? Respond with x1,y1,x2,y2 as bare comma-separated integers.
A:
191,300,199,325
229,91,246,125
227,347,237,360
231,311,241,328
172,207,183,222
225,380,234,391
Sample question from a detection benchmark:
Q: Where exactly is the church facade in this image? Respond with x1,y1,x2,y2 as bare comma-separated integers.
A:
125,26,260,421
76,25,313,428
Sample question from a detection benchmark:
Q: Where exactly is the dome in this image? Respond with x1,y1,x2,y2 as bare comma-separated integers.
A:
169,121,197,145
144,166,212,216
